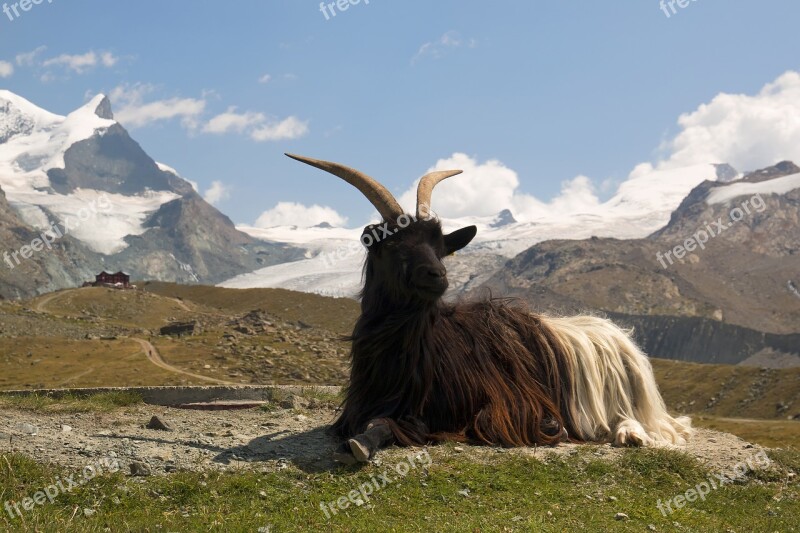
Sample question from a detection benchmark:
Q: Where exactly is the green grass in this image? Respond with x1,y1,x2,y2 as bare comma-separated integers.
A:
1,446,797,532
0,391,143,413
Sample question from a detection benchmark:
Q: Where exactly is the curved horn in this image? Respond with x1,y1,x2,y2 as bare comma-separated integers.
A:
416,170,462,219
285,153,404,221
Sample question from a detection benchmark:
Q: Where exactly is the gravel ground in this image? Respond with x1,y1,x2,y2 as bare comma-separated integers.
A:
0,405,771,476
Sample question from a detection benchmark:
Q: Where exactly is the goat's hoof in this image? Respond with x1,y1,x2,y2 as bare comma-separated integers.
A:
332,442,358,465
348,437,372,462
613,421,651,447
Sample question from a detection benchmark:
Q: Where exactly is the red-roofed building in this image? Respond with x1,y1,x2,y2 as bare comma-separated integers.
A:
93,271,131,288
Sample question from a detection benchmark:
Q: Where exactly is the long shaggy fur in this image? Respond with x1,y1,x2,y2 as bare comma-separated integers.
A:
542,315,692,446
331,219,691,450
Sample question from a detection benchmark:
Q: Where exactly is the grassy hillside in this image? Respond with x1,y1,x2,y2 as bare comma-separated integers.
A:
1,442,797,532
2,284,799,447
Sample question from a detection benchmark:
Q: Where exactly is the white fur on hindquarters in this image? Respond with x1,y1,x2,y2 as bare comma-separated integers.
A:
542,315,693,447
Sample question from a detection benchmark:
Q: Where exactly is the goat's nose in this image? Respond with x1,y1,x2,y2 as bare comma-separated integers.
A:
424,265,446,279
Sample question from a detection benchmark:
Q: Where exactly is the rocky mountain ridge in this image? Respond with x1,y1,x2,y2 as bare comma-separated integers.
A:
0,91,298,298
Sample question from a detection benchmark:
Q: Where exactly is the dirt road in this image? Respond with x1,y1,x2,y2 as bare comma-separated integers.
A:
130,338,239,386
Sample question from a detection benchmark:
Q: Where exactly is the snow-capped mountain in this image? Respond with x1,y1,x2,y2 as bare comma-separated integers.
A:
0,91,296,298
222,163,729,297
478,161,800,365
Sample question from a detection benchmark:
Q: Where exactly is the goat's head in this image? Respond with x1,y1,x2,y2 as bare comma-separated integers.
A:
286,153,477,304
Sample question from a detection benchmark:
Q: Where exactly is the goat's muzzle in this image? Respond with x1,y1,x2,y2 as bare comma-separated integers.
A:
411,263,448,298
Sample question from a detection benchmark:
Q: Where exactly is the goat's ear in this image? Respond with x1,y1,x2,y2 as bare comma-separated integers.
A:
444,225,477,255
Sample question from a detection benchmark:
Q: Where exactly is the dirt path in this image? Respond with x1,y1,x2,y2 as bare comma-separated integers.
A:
33,289,75,313
55,368,96,388
130,338,239,386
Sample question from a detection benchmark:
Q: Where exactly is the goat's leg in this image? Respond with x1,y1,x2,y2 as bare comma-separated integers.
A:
332,419,395,464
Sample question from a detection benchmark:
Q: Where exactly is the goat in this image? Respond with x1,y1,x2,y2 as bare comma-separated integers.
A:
286,153,692,464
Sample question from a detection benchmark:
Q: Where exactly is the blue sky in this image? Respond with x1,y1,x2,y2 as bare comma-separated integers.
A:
1,1,800,227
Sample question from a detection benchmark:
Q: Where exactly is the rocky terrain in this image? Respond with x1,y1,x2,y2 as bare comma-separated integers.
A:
0,395,771,476
478,162,800,366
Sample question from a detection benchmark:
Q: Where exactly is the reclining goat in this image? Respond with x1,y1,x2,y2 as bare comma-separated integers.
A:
286,153,692,464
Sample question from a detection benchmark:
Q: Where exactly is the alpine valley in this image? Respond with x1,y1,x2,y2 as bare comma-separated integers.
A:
1,92,798,366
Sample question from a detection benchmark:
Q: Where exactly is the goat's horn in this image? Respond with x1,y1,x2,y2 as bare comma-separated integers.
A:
416,170,462,218
285,153,404,221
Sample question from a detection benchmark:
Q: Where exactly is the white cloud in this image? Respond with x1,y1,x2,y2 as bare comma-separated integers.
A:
42,51,119,73
255,202,348,228
203,181,230,205
200,107,309,141
109,84,206,129
16,46,46,66
250,116,309,142
258,74,272,84
397,153,600,222
203,107,266,134
100,52,118,67
656,70,800,172
0,61,12,78
398,153,519,218
412,31,476,64
407,71,800,221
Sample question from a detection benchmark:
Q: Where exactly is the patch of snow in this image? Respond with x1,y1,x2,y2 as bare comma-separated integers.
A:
9,189,180,255
707,172,800,204
0,92,180,255
156,162,181,177
0,92,116,194
224,164,722,294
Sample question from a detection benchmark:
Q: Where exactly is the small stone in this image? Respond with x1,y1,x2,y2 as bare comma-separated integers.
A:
17,423,38,435
457,489,470,497
61,425,73,433
280,394,306,409
146,416,172,431
614,512,629,521
453,446,464,453
647,525,657,531
607,496,618,502
129,462,151,477
83,508,96,517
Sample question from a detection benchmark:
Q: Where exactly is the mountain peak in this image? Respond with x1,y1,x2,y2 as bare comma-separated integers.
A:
0,90,62,143
713,163,739,182
741,161,800,184
92,95,114,120
490,209,517,228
